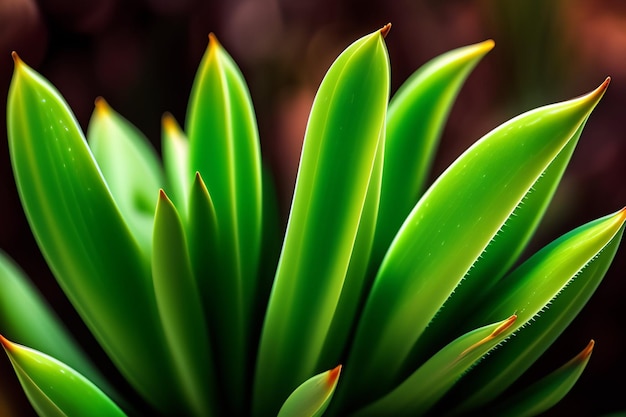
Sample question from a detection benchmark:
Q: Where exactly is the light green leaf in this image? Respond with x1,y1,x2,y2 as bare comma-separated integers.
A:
186,34,263,412
1,335,127,417
488,340,595,417
372,39,495,269
278,366,342,417
352,315,517,417
450,207,626,412
161,112,190,215
87,97,165,256
7,53,180,412
152,190,217,416
254,25,390,417
0,251,121,406
340,79,609,410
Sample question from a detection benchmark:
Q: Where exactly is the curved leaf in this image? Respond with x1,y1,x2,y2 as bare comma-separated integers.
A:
340,79,609,409
0,252,119,404
254,25,390,417
7,53,179,412
87,98,165,256
352,315,517,417
449,206,626,412
372,39,495,268
1,335,127,417
152,190,217,416
185,34,263,411
161,113,190,214
278,366,342,417
488,340,594,417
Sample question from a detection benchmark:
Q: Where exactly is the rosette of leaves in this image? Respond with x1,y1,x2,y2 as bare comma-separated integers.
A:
1,24,624,417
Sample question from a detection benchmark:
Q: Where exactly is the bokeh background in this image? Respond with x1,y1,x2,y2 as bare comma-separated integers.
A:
1,0,625,415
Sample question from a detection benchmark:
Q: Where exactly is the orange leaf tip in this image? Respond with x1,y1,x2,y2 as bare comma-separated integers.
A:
577,339,595,362
0,334,14,351
11,51,22,65
380,23,391,38
458,315,517,360
162,112,178,135
326,365,342,387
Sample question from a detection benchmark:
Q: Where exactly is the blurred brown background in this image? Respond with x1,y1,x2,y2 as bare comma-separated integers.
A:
1,0,625,415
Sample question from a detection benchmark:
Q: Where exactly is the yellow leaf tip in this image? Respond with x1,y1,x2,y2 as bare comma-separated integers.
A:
94,96,111,115
326,365,342,387
208,32,221,49
162,112,177,133
380,23,392,38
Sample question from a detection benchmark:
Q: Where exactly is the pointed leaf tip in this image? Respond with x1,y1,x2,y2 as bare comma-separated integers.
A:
380,23,392,38
327,365,342,387
459,315,517,359
576,340,595,362
11,51,21,65
94,96,110,114
0,333,12,350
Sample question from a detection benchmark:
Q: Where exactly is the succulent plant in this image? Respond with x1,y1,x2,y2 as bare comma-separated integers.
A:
1,24,624,417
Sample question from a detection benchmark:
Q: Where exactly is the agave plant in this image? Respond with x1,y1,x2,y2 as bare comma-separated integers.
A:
1,24,624,417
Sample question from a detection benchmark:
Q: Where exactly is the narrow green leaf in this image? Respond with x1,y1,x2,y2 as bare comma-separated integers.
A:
7,53,179,412
1,335,127,417
317,130,385,370
87,97,165,256
152,190,217,416
0,252,120,405
186,35,263,412
449,207,626,412
278,366,342,417
488,340,594,417
340,79,609,410
253,25,390,417
352,315,517,417
372,39,495,269
161,112,190,214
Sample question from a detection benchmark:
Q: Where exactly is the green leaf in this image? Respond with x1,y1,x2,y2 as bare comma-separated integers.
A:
352,315,517,417
372,39,495,269
278,366,342,417
340,78,609,410
487,340,594,417
185,34,263,412
1,335,127,417
87,97,165,256
449,207,626,412
152,190,217,416
253,25,390,417
7,53,180,412
0,252,120,405
161,112,190,214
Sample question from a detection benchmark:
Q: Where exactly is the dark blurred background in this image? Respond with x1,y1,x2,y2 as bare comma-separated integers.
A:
1,0,625,415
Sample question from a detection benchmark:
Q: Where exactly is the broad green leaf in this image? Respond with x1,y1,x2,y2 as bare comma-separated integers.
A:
161,112,190,214
487,340,594,417
7,53,180,412
317,130,384,370
87,98,165,256
0,252,119,405
152,190,217,416
414,122,585,364
277,366,342,417
186,35,263,411
340,79,609,410
1,335,127,417
372,39,495,269
253,25,390,417
449,207,626,412
352,315,517,417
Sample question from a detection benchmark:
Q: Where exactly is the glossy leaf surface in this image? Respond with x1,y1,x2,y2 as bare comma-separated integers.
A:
88,98,165,256
186,35,263,411
341,79,609,408
278,366,342,417
1,335,127,417
254,26,390,417
7,53,179,412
